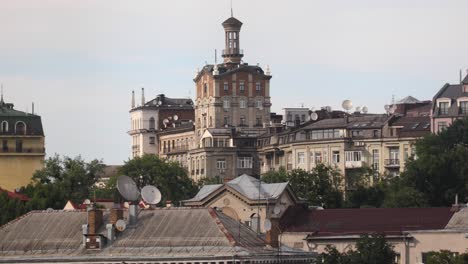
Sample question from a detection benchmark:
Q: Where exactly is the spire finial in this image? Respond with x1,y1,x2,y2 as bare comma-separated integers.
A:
230,0,233,17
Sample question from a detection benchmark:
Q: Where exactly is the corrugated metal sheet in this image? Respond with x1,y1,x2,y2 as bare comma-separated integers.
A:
446,207,468,230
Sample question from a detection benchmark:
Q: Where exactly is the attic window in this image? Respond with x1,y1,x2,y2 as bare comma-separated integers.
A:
460,101,468,114
411,123,420,129
0,121,7,132
423,123,430,129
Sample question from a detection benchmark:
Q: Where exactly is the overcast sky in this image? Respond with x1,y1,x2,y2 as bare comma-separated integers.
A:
1,0,467,165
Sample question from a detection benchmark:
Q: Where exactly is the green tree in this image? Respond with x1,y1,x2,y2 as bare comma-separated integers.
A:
261,165,343,208
401,118,468,206
22,155,104,209
318,234,396,264
0,192,28,226
119,154,197,205
425,250,468,264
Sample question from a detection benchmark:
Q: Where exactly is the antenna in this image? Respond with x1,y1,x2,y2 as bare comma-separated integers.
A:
0,84,3,103
173,115,179,121
230,0,233,17
141,185,162,205
310,112,318,121
115,219,127,232
362,106,368,114
215,49,217,64
117,175,140,201
342,100,353,112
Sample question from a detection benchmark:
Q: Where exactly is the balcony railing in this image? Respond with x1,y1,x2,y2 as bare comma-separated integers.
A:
384,159,400,167
345,160,364,169
0,148,45,154
163,145,189,154
222,48,244,56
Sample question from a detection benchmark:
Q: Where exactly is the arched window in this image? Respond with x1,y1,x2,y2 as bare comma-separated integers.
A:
250,213,260,233
0,121,8,133
149,117,155,130
15,121,26,135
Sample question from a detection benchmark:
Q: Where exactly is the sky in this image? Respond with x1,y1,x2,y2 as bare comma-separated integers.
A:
1,0,467,165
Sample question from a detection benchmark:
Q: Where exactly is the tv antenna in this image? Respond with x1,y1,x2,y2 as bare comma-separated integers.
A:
141,185,162,205
310,112,318,121
362,106,368,114
342,100,353,112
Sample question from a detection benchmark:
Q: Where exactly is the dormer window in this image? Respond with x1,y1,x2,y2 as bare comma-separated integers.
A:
438,102,449,115
0,121,7,133
460,101,468,114
15,121,26,135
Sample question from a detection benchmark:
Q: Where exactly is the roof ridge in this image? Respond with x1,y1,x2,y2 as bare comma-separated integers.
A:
208,208,238,247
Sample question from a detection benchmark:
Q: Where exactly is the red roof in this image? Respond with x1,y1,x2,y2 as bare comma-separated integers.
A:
280,206,454,237
0,188,30,202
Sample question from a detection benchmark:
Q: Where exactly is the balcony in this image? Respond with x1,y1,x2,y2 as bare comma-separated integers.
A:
222,48,244,56
384,159,400,167
0,147,45,155
163,145,189,154
345,160,364,169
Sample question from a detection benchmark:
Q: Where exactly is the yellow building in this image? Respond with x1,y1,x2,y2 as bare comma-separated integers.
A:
0,95,45,191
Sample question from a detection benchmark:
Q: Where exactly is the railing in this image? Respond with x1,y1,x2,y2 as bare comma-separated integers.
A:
163,145,189,154
345,160,364,169
222,48,244,56
384,159,400,167
0,148,45,154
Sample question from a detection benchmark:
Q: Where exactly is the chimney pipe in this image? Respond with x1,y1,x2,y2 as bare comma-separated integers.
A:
129,204,138,226
265,218,280,247
31,102,34,115
110,208,124,225
87,208,103,234
141,87,145,106
131,90,135,108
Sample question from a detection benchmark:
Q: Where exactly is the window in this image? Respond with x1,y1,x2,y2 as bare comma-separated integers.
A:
287,114,292,122
315,152,322,163
332,151,340,163
224,82,229,91
255,100,262,109
0,121,7,133
237,157,253,168
240,116,246,126
15,121,26,135
301,114,306,122
209,116,213,127
239,81,245,92
372,149,379,171
438,122,448,133
239,99,246,108
439,102,449,115
351,130,362,137
149,137,155,145
224,116,230,126
203,83,207,94
255,82,261,91
373,130,379,137
15,140,22,153
255,117,262,126
460,101,468,114
217,159,226,170
297,152,305,164
2,140,7,152
345,151,362,162
149,117,155,130
223,99,230,109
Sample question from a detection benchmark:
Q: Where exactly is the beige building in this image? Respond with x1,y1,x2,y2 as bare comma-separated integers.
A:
0,95,45,191
278,206,468,264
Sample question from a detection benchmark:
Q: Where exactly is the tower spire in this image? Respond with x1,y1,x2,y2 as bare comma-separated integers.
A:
230,0,233,17
131,90,135,108
141,87,145,106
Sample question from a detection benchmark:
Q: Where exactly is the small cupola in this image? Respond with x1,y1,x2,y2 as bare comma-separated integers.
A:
221,16,244,65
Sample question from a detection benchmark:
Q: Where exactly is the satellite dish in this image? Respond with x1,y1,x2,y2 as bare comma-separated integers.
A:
173,115,179,121
157,100,162,106
310,112,318,121
273,206,282,215
117,175,140,201
141,185,162,205
384,105,390,112
163,119,169,125
326,106,332,112
342,100,353,111
115,219,127,232
355,106,361,113
83,199,91,205
362,106,368,114
389,105,396,114
264,219,272,232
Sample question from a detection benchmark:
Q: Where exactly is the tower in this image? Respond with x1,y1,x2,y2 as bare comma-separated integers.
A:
221,16,243,65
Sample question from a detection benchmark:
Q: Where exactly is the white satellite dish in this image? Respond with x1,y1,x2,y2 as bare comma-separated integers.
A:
342,100,353,111
264,219,272,232
83,199,91,205
141,185,162,205
273,206,282,215
310,112,318,121
326,106,332,112
389,105,396,114
362,106,368,114
163,119,169,125
157,100,162,106
173,115,179,121
384,105,390,112
115,219,127,232
355,106,361,113
117,175,140,202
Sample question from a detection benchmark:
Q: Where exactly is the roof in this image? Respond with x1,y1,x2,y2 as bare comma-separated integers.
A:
184,174,290,203
432,82,468,117
222,16,243,27
301,114,388,131
280,207,455,237
131,94,194,111
0,188,30,201
96,165,121,180
396,96,421,104
194,63,269,82
0,208,297,262
390,115,431,137
0,100,44,136
463,73,468,84
445,207,468,230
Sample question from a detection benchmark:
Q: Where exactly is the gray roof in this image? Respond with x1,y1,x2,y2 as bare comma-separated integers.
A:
0,208,295,262
186,174,289,203
445,207,468,230
432,82,468,117
0,100,44,136
301,114,388,131
396,96,421,104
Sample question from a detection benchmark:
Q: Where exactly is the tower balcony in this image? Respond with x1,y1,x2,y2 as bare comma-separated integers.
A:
222,48,244,56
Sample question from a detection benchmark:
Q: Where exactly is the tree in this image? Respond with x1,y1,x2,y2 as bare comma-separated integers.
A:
0,192,28,226
401,118,468,206
262,164,343,208
22,155,104,209
119,154,198,205
318,234,396,264
424,250,468,264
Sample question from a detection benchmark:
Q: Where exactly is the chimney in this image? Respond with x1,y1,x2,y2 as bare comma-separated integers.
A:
141,87,145,106
31,102,34,115
129,204,138,226
265,218,280,247
109,208,124,225
87,208,103,234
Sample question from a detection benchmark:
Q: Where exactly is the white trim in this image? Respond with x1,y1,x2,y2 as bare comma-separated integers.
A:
456,97,468,107
436,97,452,107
